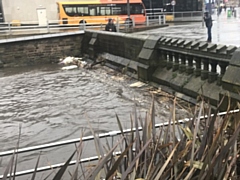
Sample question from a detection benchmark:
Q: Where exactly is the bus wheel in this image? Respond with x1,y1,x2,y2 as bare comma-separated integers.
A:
125,18,132,27
79,20,87,24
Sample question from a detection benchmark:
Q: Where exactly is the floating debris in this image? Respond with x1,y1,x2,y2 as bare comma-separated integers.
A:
59,56,81,65
59,56,88,70
61,65,78,70
111,76,125,81
129,81,147,88
78,61,88,68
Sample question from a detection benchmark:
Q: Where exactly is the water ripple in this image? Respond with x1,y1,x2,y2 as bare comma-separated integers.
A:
0,64,175,175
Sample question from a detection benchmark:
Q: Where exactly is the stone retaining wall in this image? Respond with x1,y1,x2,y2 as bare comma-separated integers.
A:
0,32,84,67
83,30,240,110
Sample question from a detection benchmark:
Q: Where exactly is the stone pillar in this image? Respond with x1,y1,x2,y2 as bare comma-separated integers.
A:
179,54,186,73
166,51,173,70
218,62,228,85
137,36,161,81
88,33,98,59
208,60,218,83
172,52,179,71
194,57,201,77
221,47,240,110
186,55,194,75
161,50,167,68
201,58,209,80
0,60,3,68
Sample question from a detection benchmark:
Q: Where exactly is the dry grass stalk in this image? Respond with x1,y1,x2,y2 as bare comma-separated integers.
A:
2,97,240,180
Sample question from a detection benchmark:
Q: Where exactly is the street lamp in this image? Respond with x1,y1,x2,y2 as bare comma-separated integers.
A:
127,0,130,19
208,0,212,14
202,0,205,27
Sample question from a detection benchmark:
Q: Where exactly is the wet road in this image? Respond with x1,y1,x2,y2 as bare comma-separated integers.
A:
136,8,240,46
0,64,188,179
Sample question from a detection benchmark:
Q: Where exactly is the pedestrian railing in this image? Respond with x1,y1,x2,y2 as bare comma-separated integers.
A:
146,15,166,26
0,15,167,37
146,9,203,21
0,109,239,179
0,10,204,37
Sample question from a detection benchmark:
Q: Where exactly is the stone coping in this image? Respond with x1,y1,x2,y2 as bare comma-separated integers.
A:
0,31,85,44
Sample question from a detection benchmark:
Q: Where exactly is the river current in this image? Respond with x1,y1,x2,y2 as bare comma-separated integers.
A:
0,64,187,179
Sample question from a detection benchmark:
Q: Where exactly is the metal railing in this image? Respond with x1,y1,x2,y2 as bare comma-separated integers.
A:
0,109,239,179
146,9,203,21
146,15,166,26
0,10,203,36
0,10,204,37
0,16,167,37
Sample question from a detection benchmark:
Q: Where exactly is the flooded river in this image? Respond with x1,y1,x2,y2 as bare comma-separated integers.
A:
0,64,187,179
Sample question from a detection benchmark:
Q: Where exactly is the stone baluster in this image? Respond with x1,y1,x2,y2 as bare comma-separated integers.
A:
162,50,167,60
217,62,228,85
172,52,179,71
186,55,194,75
160,50,167,67
201,58,209,80
208,60,218,83
179,54,186,73
194,57,201,77
166,51,173,70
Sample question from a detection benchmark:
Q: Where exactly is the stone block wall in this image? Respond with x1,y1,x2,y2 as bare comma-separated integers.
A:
221,47,240,109
0,32,84,67
83,30,160,81
83,30,147,60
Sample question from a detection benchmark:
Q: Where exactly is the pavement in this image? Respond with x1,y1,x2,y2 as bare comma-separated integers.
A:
135,8,240,47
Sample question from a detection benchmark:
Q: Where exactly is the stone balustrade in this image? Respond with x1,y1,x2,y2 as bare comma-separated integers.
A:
157,37,237,85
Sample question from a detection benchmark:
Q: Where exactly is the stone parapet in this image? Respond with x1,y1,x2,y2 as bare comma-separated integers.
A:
83,31,239,110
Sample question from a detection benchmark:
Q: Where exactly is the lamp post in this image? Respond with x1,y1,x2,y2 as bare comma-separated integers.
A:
208,0,212,15
202,0,205,27
127,0,130,19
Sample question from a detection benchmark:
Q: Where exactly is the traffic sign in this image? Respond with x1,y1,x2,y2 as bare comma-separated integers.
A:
171,0,176,6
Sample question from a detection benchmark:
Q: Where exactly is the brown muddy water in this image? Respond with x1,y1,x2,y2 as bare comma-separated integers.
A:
0,64,189,179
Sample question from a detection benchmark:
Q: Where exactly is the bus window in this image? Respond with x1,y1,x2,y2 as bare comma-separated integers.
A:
63,5,77,16
64,7,73,15
100,7,106,15
120,5,127,14
77,6,88,16
89,7,96,16
117,4,143,15
130,4,143,14
112,6,121,15
100,6,111,15
105,7,111,15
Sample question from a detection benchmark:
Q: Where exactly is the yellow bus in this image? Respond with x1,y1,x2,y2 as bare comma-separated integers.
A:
56,0,146,25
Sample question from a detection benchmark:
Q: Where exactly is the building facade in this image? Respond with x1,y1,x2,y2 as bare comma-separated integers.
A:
1,0,73,23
